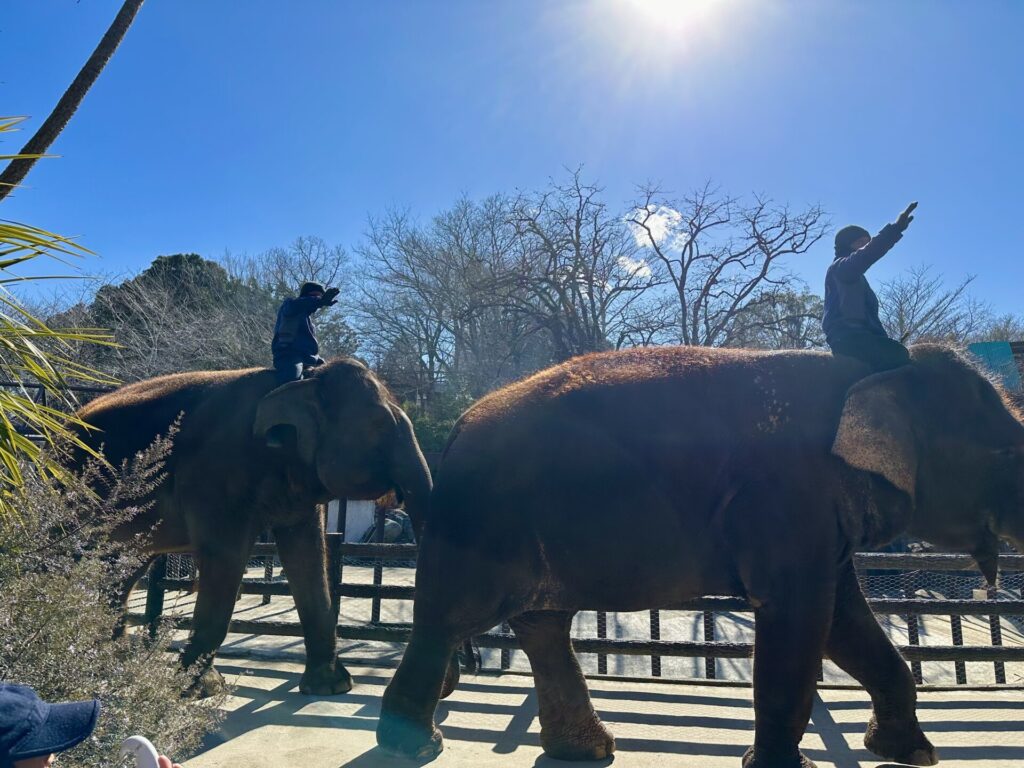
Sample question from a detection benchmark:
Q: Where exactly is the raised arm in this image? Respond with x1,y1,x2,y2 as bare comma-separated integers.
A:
832,202,917,281
281,295,327,316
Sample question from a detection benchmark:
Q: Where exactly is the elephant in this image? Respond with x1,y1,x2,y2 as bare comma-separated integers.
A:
376,344,1024,767
71,357,431,696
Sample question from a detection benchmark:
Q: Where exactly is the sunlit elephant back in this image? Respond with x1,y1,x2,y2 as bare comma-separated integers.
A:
377,343,1024,768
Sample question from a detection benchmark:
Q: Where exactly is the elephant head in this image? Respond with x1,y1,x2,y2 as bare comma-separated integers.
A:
252,359,431,536
832,344,1024,583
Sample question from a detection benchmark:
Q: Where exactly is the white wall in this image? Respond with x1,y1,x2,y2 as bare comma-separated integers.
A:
326,499,376,541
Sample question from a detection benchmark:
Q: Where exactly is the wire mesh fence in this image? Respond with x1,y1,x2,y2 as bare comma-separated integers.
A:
146,538,1024,687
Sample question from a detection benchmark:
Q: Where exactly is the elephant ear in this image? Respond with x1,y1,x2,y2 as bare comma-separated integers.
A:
832,368,918,500
253,378,322,465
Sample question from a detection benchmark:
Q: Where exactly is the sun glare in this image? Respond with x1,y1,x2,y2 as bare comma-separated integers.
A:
620,0,731,37
562,0,751,91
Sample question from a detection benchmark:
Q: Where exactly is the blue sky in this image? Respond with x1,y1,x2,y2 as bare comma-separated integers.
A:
2,0,1022,311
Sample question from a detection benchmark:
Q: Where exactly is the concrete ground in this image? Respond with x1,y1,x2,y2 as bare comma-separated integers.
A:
182,658,1024,768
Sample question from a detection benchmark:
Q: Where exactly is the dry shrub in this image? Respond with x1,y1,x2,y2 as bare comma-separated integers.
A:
0,432,224,766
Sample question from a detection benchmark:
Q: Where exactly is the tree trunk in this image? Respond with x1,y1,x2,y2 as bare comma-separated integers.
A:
0,0,145,202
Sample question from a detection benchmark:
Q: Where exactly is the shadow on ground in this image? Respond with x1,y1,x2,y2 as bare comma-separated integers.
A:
182,660,1024,768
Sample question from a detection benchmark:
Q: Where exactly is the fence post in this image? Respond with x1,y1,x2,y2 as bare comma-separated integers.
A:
500,621,512,671
370,504,385,624
144,555,167,640
950,614,967,685
261,529,274,606
703,610,716,679
328,501,346,624
988,582,1006,684
596,612,608,675
649,610,661,677
901,570,923,684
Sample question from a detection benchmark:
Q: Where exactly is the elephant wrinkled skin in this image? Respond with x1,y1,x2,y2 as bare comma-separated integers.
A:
377,344,1024,767
73,358,431,695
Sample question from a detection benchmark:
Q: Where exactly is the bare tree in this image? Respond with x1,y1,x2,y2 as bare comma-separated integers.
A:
509,171,666,359
229,236,352,299
878,265,990,344
629,182,828,347
726,289,826,350
353,198,545,404
0,0,146,200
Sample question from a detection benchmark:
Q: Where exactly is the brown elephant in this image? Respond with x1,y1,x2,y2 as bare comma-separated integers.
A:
377,344,1024,767
73,357,431,696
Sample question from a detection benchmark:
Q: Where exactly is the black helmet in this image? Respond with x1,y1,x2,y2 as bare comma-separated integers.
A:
834,225,870,258
299,281,325,297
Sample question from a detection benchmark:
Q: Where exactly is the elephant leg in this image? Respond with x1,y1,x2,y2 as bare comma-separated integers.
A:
510,611,614,761
826,561,936,766
273,515,352,695
179,538,255,697
745,588,833,768
377,532,524,759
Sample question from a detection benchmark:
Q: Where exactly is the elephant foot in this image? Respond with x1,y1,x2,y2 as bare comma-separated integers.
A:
864,715,938,766
300,658,353,695
541,716,616,761
185,666,226,699
376,710,444,760
742,745,816,768
440,659,460,699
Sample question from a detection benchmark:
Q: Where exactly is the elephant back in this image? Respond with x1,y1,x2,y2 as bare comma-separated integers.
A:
72,367,272,471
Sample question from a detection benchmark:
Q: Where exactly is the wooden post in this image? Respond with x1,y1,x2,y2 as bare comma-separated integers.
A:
371,504,385,624
950,614,967,684
901,570,923,684
328,501,346,624
988,582,1006,684
500,621,512,670
649,610,661,677
144,555,167,640
261,529,273,606
703,610,716,679
596,612,608,675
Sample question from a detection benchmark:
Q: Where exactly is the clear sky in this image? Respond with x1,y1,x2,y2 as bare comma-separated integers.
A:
2,0,1022,311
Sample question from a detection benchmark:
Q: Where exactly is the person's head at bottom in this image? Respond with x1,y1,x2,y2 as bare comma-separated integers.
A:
0,683,99,767
0,684,182,768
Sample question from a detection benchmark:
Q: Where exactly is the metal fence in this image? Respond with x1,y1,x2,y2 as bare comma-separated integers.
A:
131,502,1024,687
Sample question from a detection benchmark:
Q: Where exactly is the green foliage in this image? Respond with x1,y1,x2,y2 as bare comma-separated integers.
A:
0,115,115,522
402,390,475,453
0,434,224,767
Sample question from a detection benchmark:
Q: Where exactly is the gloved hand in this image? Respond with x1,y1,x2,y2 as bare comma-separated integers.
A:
895,201,917,232
321,287,340,306
310,355,326,366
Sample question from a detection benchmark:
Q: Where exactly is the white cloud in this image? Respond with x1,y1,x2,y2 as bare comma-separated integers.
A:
617,254,652,279
628,205,687,250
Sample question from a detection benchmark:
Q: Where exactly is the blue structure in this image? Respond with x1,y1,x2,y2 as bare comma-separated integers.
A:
967,341,1023,392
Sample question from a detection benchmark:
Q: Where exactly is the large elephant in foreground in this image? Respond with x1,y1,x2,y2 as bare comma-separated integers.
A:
378,344,1024,768
74,358,431,695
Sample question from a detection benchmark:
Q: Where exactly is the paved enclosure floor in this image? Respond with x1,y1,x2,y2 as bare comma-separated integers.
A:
182,659,1024,768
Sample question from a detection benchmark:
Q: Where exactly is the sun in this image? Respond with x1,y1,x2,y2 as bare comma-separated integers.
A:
618,0,733,37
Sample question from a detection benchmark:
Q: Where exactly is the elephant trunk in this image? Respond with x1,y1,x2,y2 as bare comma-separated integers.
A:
389,406,432,541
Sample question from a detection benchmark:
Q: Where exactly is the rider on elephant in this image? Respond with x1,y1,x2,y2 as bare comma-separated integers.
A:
823,202,917,371
271,281,340,386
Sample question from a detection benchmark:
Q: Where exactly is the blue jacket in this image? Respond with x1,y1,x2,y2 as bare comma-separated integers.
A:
822,223,902,341
272,296,323,361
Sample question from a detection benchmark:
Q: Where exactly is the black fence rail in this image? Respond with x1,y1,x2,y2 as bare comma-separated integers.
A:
130,501,1024,687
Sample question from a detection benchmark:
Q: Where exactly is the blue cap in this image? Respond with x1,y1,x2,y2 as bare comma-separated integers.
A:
0,684,99,766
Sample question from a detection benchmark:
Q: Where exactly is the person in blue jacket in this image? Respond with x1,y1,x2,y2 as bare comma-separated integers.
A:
823,202,917,371
271,281,340,386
